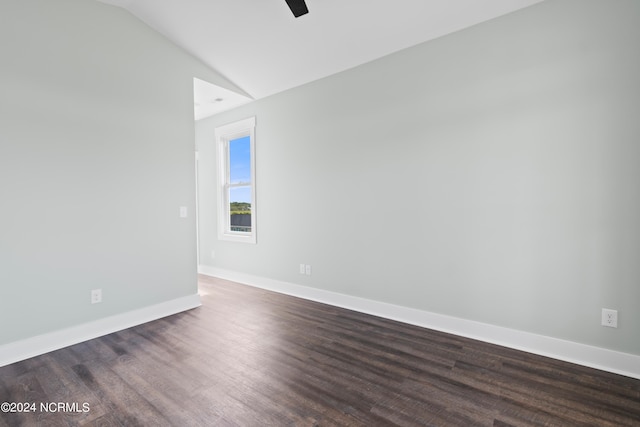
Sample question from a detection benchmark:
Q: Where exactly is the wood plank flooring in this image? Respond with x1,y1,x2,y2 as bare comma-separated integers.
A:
1,275,639,426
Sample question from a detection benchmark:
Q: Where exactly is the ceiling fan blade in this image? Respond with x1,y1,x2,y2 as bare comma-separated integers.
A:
285,0,309,17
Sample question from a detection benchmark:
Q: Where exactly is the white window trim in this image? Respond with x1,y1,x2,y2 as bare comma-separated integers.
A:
215,116,257,244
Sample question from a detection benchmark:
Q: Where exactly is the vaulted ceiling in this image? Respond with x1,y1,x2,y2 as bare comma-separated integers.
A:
98,0,544,117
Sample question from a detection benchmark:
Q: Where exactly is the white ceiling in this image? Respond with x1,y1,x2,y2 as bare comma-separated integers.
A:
99,0,544,117
192,77,253,120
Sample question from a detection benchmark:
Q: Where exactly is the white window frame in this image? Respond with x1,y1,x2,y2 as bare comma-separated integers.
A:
215,116,257,244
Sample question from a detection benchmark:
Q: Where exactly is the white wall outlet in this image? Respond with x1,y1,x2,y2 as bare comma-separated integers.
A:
299,264,312,275
601,308,618,328
91,289,102,304
211,250,216,259
180,206,188,218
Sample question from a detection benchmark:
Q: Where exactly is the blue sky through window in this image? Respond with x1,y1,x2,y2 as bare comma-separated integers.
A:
229,136,251,203
230,187,251,204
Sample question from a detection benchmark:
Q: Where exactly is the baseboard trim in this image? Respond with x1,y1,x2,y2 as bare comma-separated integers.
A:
0,294,201,368
199,265,640,380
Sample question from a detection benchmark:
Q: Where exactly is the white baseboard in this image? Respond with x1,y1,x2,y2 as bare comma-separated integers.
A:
0,294,201,368
199,265,640,380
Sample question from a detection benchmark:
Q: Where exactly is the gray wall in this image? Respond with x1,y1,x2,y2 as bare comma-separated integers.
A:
0,0,230,345
198,0,640,355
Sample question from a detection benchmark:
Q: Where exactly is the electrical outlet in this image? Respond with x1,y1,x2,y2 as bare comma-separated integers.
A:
91,289,102,304
299,264,312,275
601,308,618,328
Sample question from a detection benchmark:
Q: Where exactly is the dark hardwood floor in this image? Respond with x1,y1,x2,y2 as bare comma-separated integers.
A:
1,275,639,426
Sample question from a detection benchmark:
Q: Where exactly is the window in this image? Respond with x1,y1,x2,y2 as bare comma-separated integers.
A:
216,117,256,243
